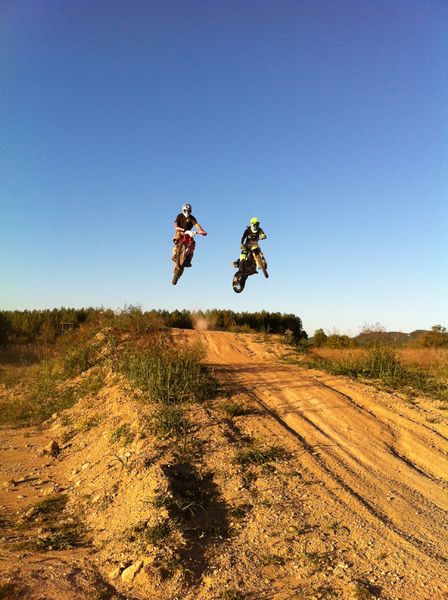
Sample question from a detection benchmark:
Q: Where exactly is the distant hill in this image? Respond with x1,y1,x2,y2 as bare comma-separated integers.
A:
309,330,432,347
355,330,429,346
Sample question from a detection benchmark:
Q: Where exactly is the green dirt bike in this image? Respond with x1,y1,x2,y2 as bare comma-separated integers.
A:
232,241,268,293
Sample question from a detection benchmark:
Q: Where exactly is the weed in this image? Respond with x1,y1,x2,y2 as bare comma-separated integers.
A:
145,521,170,544
78,415,101,432
172,436,203,463
235,444,290,466
62,344,97,377
31,521,84,551
25,494,68,521
228,504,252,520
110,453,131,472
303,550,335,572
110,423,134,446
221,401,254,418
148,405,189,440
20,494,85,551
241,471,257,488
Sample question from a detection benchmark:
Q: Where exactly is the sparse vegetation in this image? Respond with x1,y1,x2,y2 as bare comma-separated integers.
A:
235,443,290,466
110,423,134,445
20,494,86,552
147,405,189,439
307,343,448,402
221,401,255,418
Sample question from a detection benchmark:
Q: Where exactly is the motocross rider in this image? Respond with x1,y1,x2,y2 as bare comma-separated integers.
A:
235,217,267,269
173,203,207,267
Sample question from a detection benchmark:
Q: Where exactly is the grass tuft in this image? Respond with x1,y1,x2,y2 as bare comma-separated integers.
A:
148,405,189,440
235,444,290,466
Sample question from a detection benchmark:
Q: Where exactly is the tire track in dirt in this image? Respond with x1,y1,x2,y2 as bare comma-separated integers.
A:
181,330,448,577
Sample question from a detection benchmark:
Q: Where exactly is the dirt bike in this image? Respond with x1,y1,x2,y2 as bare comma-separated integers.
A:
172,230,206,285
232,241,268,293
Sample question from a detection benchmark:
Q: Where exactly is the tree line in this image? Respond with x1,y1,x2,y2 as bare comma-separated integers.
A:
312,325,448,349
0,307,307,346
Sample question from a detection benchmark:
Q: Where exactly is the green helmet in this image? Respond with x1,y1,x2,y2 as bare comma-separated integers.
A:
250,217,260,232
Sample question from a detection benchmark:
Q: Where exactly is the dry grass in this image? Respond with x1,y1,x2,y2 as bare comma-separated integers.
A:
399,348,448,379
310,348,448,382
307,345,448,402
310,348,367,362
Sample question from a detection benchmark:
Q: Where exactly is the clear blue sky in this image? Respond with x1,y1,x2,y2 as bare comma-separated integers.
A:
1,0,447,335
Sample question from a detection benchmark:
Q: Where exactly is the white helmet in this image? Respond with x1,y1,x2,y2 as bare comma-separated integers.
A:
182,203,192,217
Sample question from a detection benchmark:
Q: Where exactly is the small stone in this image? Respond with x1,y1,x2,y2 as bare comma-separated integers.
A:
41,441,61,458
81,463,90,471
121,560,143,583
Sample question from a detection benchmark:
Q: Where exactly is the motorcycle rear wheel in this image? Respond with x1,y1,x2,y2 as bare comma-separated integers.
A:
232,271,247,293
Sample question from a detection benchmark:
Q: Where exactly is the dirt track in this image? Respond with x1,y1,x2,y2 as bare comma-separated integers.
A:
183,330,448,594
2,330,447,598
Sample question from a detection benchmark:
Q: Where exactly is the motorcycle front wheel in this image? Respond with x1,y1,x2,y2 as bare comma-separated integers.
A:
232,271,247,293
172,267,183,285
176,245,186,269
255,254,269,278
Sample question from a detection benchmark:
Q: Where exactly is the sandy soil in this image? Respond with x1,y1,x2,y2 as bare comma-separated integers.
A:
1,330,447,599
180,330,448,598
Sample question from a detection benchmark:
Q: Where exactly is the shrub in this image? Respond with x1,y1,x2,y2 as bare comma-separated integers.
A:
119,339,217,404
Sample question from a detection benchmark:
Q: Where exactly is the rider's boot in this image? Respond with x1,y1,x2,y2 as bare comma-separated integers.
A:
184,254,192,267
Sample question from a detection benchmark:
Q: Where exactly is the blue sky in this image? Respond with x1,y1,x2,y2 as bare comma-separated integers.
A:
1,0,447,336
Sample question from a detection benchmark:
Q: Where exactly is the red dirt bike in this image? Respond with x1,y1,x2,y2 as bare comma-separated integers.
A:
172,230,206,285
232,240,268,293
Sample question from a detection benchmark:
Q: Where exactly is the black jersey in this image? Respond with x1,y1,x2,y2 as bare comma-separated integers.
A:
175,213,198,231
241,226,266,245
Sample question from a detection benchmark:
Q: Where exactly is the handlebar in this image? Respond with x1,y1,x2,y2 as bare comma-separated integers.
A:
176,228,207,236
